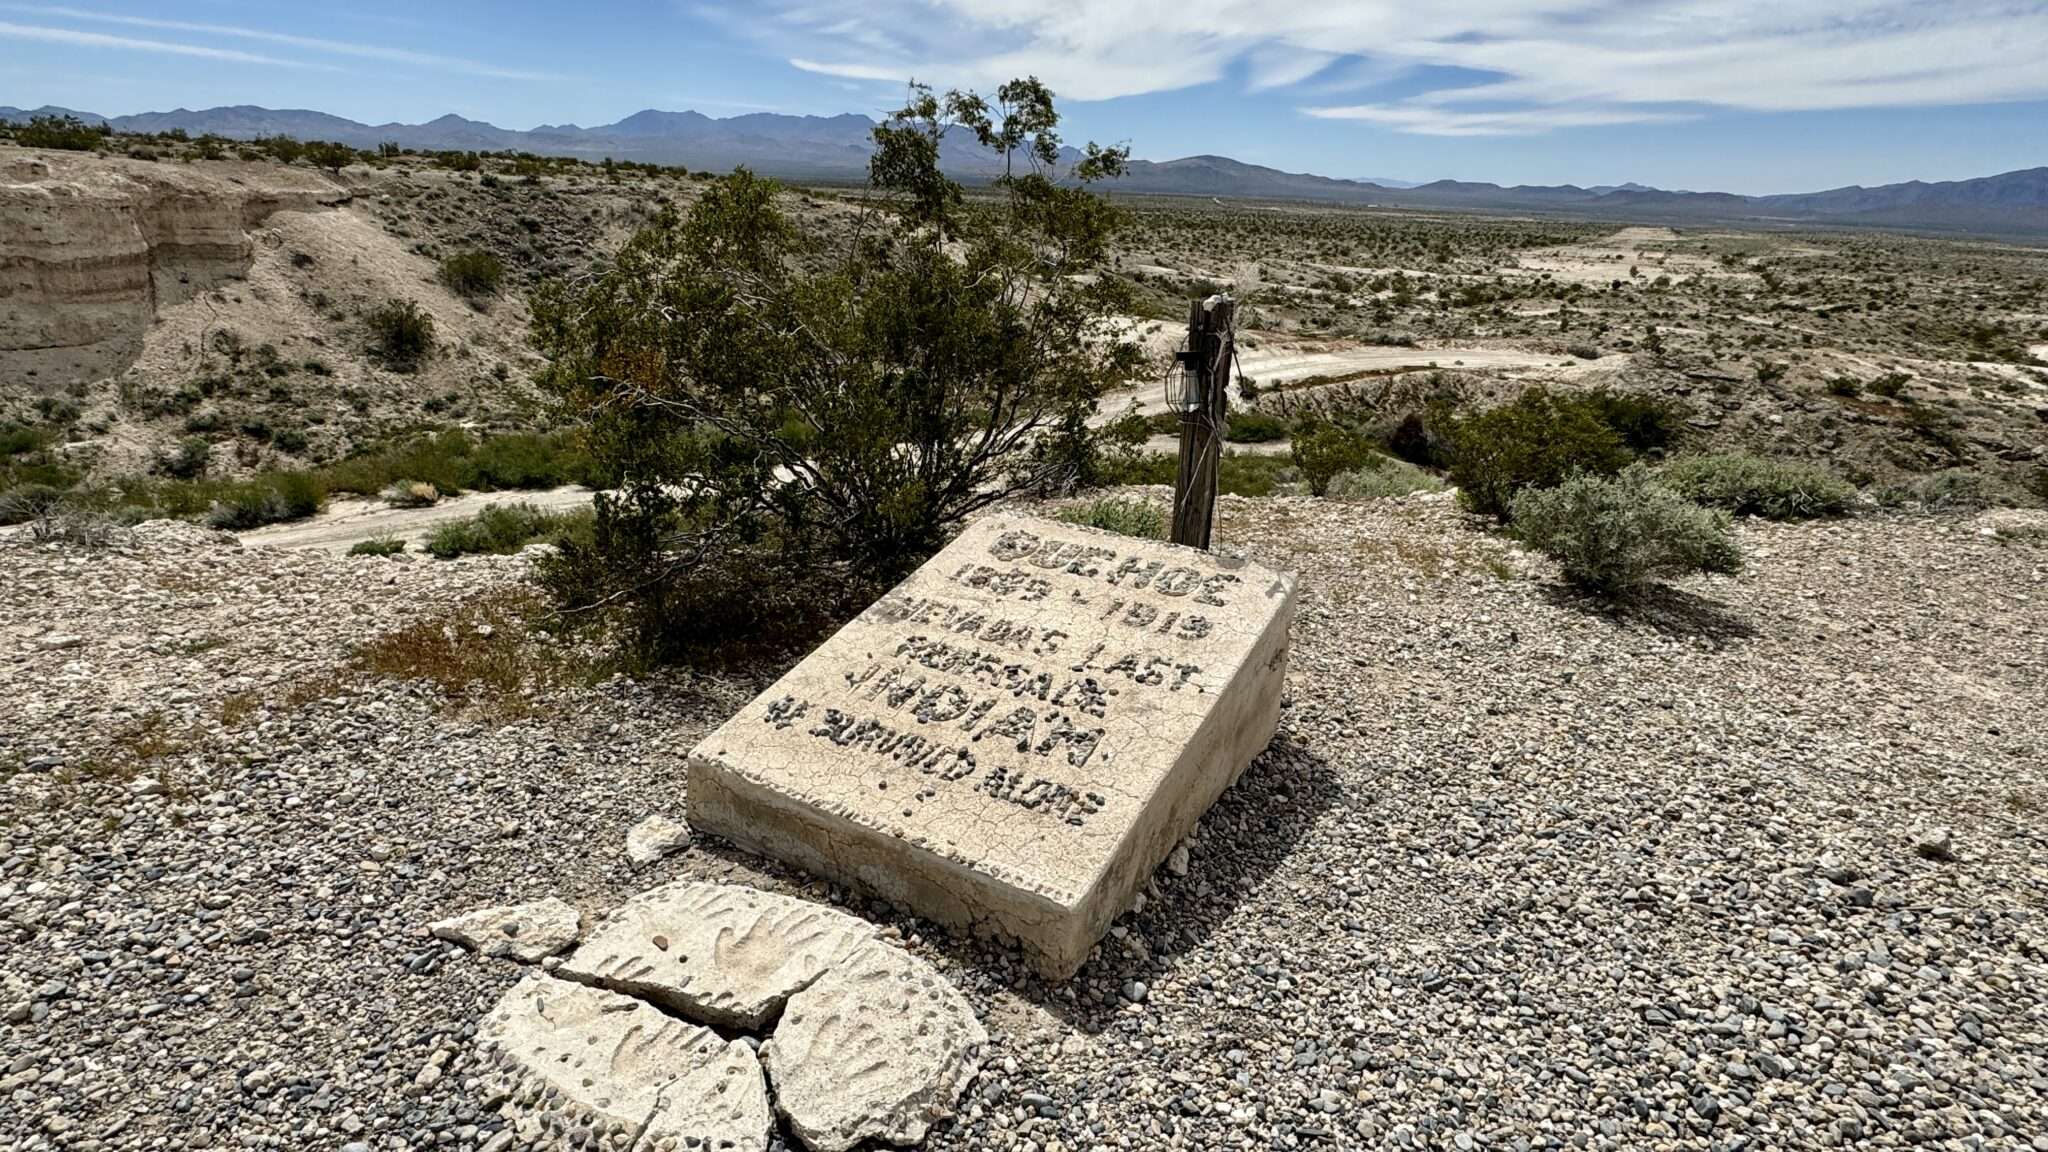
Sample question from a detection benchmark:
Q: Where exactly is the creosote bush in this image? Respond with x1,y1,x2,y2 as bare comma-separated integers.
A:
366,300,435,371
438,250,505,300
16,114,107,151
1443,387,1632,521
1659,453,1855,520
1291,422,1376,496
423,502,581,560
1512,465,1743,596
349,535,406,557
1055,497,1164,539
532,78,1136,665
1225,411,1289,443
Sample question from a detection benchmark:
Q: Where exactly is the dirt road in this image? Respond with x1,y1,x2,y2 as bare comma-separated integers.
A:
240,485,593,552
1095,342,1581,424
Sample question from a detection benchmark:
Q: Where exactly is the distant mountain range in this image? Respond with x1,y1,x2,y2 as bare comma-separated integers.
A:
8,102,2047,237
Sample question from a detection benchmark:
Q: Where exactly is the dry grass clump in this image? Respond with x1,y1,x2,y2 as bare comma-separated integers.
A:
349,589,574,717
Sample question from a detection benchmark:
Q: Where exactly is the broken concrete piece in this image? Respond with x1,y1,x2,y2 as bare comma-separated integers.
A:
479,974,770,1152
688,513,1297,978
556,880,876,1030
429,896,581,963
763,939,987,1152
624,814,691,866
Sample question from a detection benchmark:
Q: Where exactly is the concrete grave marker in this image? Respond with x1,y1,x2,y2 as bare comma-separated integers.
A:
689,513,1296,978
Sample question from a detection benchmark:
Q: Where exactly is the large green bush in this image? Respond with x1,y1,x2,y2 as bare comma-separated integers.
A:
1291,422,1375,496
1512,465,1743,595
532,79,1137,664
1443,387,1632,521
1660,453,1855,520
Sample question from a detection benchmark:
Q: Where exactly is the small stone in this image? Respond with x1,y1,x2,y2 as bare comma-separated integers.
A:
624,814,691,867
35,634,82,651
1911,826,1955,861
1165,844,1190,878
430,897,582,963
1122,980,1149,1003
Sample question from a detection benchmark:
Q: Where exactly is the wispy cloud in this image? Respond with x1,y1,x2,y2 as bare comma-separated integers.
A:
5,4,554,81
0,18,318,67
716,0,2048,135
1304,103,1693,137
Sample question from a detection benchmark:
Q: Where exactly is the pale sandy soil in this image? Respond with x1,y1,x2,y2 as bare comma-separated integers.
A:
239,484,593,552
1511,225,1736,287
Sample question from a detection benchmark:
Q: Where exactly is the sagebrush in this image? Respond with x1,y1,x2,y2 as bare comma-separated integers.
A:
1512,465,1743,595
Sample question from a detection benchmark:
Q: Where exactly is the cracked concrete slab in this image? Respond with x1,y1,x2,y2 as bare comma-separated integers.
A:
479,973,771,1152
555,880,877,1030
762,939,987,1152
688,513,1297,977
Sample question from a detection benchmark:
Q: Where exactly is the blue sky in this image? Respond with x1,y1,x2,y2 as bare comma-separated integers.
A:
3,1,2046,194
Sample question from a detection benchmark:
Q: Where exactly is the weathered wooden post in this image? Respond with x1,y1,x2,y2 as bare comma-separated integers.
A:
1170,294,1235,549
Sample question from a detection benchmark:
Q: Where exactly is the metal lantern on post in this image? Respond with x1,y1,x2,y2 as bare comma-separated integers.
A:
1166,348,1207,416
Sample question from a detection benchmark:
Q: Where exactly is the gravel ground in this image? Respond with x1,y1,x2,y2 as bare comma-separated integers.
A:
2,500,2043,1151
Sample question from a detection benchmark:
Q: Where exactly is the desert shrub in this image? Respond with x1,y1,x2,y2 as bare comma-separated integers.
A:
460,431,587,490
1442,387,1632,521
202,472,326,529
159,437,213,480
1914,469,1997,512
1101,451,1291,497
1901,405,1969,459
0,421,44,456
204,488,286,530
1566,343,1601,360
1867,372,1912,399
381,481,441,508
17,115,106,151
1325,459,1445,502
1055,497,1163,538
303,140,354,173
1291,422,1375,496
424,502,576,559
349,536,407,557
272,427,310,454
1755,360,1788,386
438,250,505,299
1582,389,1682,455
0,483,68,527
532,79,1136,664
1660,453,1855,520
1225,411,1289,443
1512,466,1743,596
366,300,435,370
1825,376,1862,398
